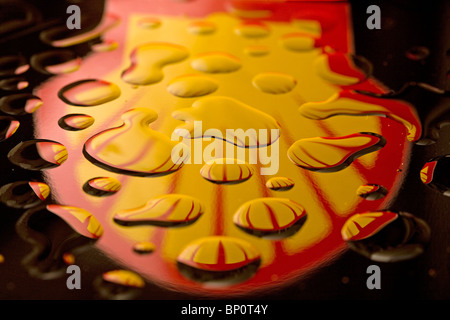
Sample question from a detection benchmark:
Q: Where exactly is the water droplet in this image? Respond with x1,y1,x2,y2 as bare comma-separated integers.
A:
342,211,430,262
167,74,218,98
420,155,450,196
172,96,280,147
0,78,28,91
0,93,43,115
191,52,241,73
58,79,120,107
84,108,187,176
252,72,297,94
101,270,145,288
91,39,119,52
233,198,307,239
405,46,430,61
0,116,20,141
244,45,270,57
46,204,103,239
138,17,161,29
94,270,144,300
62,253,75,265
0,254,4,264
82,177,121,197
356,184,388,200
121,42,189,86
177,236,261,285
287,132,386,172
298,90,422,142
133,242,156,254
265,177,295,191
58,114,95,131
314,52,372,85
30,50,81,75
113,194,204,227
200,159,254,184
280,33,320,52
0,55,29,76
187,21,216,35
235,22,269,38
0,181,50,209
8,139,68,170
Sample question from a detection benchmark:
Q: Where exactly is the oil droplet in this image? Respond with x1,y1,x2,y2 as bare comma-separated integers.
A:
314,52,372,85
244,45,270,57
138,17,161,29
405,46,430,61
91,39,119,52
82,176,121,197
0,93,43,115
0,55,29,76
187,21,216,35
0,116,20,141
342,211,430,262
167,74,218,98
30,50,81,75
8,139,68,170
121,42,189,86
58,79,121,107
46,204,103,239
298,90,421,142
265,177,295,191
0,78,28,91
280,33,320,52
94,269,145,300
420,155,450,196
191,52,241,73
113,194,204,227
172,96,280,147
83,108,187,176
133,242,156,254
234,22,269,38
233,198,307,239
356,184,388,200
200,159,254,184
58,114,95,131
287,132,386,172
252,72,297,94
0,181,50,209
177,236,261,285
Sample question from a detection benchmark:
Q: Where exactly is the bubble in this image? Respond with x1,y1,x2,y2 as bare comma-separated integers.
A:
167,74,218,98
0,181,50,209
82,177,121,197
287,132,386,173
83,108,187,176
0,93,43,115
0,116,20,141
252,72,297,94
0,78,28,91
58,79,121,107
187,21,216,35
8,139,68,170
200,159,254,184
265,177,295,191
191,52,241,73
30,50,81,75
234,22,269,38
113,194,204,227
356,184,388,200
233,198,307,239
177,236,261,285
0,55,29,76
121,42,189,86
58,114,95,131
420,155,450,196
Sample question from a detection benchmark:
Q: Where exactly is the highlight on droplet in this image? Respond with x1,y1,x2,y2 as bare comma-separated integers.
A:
252,72,297,94
191,52,241,73
233,198,307,239
58,114,95,131
356,184,388,200
113,194,204,227
265,177,295,191
0,116,20,141
58,79,121,107
167,74,218,98
8,139,68,170
0,93,43,115
0,181,50,209
82,176,121,197
200,159,254,184
287,132,386,172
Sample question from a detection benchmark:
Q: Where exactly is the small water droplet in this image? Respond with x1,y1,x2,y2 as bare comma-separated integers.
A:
233,198,307,239
8,139,68,170
0,55,29,76
167,74,218,98
58,79,121,106
187,21,216,35
113,194,204,227
0,254,4,264
244,45,270,57
0,181,50,209
191,52,241,73
91,39,119,52
133,242,156,254
58,114,95,131
62,253,75,265
0,78,28,91
356,184,388,200
252,72,297,94
200,159,254,184
94,270,145,300
30,50,81,75
235,22,269,38
280,33,320,52
137,17,161,29
82,176,121,197
0,93,43,115
265,177,295,191
0,116,20,141
405,46,430,61
420,155,450,196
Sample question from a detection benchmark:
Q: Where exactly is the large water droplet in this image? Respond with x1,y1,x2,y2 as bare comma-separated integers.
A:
0,116,20,141
0,181,50,209
113,194,204,227
420,155,450,196
30,50,81,75
58,79,121,107
177,236,261,285
265,177,295,191
8,139,68,170
82,177,121,197
233,198,307,239
191,52,241,73
0,93,42,115
121,42,189,86
252,72,297,94
200,159,254,184
58,114,95,131
167,74,218,98
287,132,386,172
